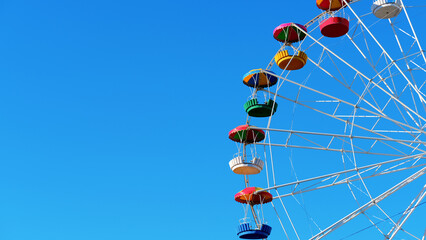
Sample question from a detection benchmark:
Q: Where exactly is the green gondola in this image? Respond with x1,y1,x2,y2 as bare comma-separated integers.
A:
244,99,278,117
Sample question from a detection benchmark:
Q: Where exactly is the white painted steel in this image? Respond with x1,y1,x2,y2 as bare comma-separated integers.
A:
309,167,426,240
255,153,426,193
387,184,426,240
253,127,426,145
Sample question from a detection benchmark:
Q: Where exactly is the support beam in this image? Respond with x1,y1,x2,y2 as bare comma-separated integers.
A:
256,153,425,194
253,127,426,145
309,167,426,240
387,184,426,240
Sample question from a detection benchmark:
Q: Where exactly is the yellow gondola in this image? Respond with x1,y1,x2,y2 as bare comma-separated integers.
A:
274,50,308,70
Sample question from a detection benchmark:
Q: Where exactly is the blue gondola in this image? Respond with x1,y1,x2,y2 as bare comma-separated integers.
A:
237,223,272,239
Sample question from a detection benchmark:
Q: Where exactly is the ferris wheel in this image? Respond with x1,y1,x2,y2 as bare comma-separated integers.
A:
228,0,426,239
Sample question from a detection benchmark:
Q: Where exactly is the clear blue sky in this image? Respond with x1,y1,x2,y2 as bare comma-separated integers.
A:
0,1,424,240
